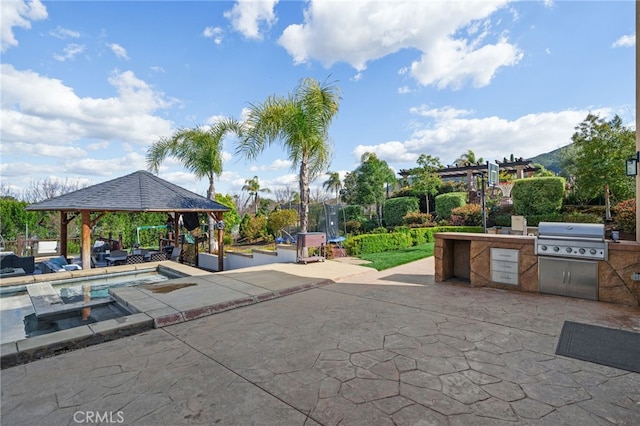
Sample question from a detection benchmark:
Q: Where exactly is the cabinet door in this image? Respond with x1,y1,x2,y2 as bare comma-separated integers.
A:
566,260,598,300
538,257,567,296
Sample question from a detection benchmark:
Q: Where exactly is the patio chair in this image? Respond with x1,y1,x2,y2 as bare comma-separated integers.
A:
125,254,145,264
169,247,181,261
150,252,166,262
91,255,108,268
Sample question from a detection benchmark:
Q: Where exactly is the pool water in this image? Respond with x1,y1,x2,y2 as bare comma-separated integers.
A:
0,271,170,344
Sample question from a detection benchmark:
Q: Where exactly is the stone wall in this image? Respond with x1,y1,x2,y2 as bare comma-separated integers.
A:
435,232,640,307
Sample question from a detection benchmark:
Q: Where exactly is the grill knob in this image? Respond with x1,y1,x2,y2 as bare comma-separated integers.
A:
579,248,585,254
566,247,572,253
590,249,597,255
553,246,560,252
540,245,547,251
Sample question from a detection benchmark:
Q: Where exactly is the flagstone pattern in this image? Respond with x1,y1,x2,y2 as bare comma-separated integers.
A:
2,258,639,425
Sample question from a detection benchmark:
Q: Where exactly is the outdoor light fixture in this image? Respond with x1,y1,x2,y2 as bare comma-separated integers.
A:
626,151,640,176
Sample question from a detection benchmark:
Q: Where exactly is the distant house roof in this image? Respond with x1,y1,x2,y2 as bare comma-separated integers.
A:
25,170,231,213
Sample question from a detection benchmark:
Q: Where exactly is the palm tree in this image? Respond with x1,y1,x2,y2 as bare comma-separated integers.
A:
455,149,484,166
323,171,342,204
236,77,341,233
146,119,237,252
242,176,271,214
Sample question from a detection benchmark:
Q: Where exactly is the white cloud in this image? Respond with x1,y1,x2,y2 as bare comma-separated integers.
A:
353,107,613,167
0,64,175,148
249,159,293,172
108,43,130,60
278,0,520,90
50,26,79,39
612,33,635,48
203,26,223,44
53,43,85,61
224,0,278,40
1,0,47,52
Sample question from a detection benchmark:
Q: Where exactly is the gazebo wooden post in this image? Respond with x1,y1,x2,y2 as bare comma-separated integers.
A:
60,211,68,260
173,212,180,249
81,210,91,269
81,210,92,320
217,212,224,272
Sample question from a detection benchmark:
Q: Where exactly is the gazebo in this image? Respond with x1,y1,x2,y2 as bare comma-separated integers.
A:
25,170,230,271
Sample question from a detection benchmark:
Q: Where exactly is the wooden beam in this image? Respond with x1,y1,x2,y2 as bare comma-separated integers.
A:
90,212,107,227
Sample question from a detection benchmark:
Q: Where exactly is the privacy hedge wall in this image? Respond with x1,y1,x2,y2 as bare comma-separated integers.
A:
384,197,419,227
435,192,467,220
344,226,482,255
512,177,565,215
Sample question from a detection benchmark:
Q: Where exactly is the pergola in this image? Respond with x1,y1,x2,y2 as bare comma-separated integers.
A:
25,170,230,271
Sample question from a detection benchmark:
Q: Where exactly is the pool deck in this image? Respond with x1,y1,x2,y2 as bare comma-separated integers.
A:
1,260,373,367
2,258,640,425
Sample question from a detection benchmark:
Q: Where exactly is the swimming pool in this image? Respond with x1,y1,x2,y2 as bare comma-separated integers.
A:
0,270,171,344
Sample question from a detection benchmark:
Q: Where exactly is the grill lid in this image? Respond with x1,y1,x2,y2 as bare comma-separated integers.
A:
537,222,605,241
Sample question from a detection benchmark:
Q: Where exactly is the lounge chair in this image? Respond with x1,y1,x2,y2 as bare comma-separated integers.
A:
41,256,82,273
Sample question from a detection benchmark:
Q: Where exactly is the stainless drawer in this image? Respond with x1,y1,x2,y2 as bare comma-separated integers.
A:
491,248,519,262
491,260,518,274
491,270,519,285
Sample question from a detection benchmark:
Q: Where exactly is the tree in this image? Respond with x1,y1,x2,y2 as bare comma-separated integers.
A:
146,120,238,252
455,149,484,166
352,152,396,225
242,176,271,214
323,171,342,204
235,77,341,233
562,114,635,220
408,154,442,214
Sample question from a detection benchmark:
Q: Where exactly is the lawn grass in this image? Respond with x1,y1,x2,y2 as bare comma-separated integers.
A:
358,242,435,271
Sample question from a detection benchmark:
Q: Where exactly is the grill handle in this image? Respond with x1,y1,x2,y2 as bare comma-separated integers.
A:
537,235,606,243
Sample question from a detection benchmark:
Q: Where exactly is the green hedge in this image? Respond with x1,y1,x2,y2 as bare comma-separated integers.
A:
435,192,466,220
344,226,483,255
384,197,419,227
512,177,565,215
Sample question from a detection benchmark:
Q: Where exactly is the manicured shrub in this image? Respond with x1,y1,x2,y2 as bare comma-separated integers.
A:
239,214,268,242
267,209,299,237
613,198,636,234
562,212,603,224
524,214,563,227
512,177,565,215
403,212,434,227
344,226,483,255
345,220,362,235
383,197,419,227
435,192,466,220
450,204,483,226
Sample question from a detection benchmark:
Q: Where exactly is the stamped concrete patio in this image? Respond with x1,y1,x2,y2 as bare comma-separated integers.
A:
2,257,639,425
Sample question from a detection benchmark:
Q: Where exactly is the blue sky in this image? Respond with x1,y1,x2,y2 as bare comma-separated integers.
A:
1,0,635,204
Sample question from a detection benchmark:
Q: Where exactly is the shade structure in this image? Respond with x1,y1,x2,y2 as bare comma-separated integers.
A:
25,170,230,271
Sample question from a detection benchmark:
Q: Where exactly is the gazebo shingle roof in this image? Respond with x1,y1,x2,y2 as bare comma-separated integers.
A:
25,170,231,213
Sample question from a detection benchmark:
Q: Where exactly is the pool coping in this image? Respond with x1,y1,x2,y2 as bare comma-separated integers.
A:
0,261,207,368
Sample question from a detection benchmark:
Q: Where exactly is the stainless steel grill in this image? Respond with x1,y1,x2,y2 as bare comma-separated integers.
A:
535,222,607,261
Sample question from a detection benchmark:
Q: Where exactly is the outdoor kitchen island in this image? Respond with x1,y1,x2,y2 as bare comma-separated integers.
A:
434,231,640,307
